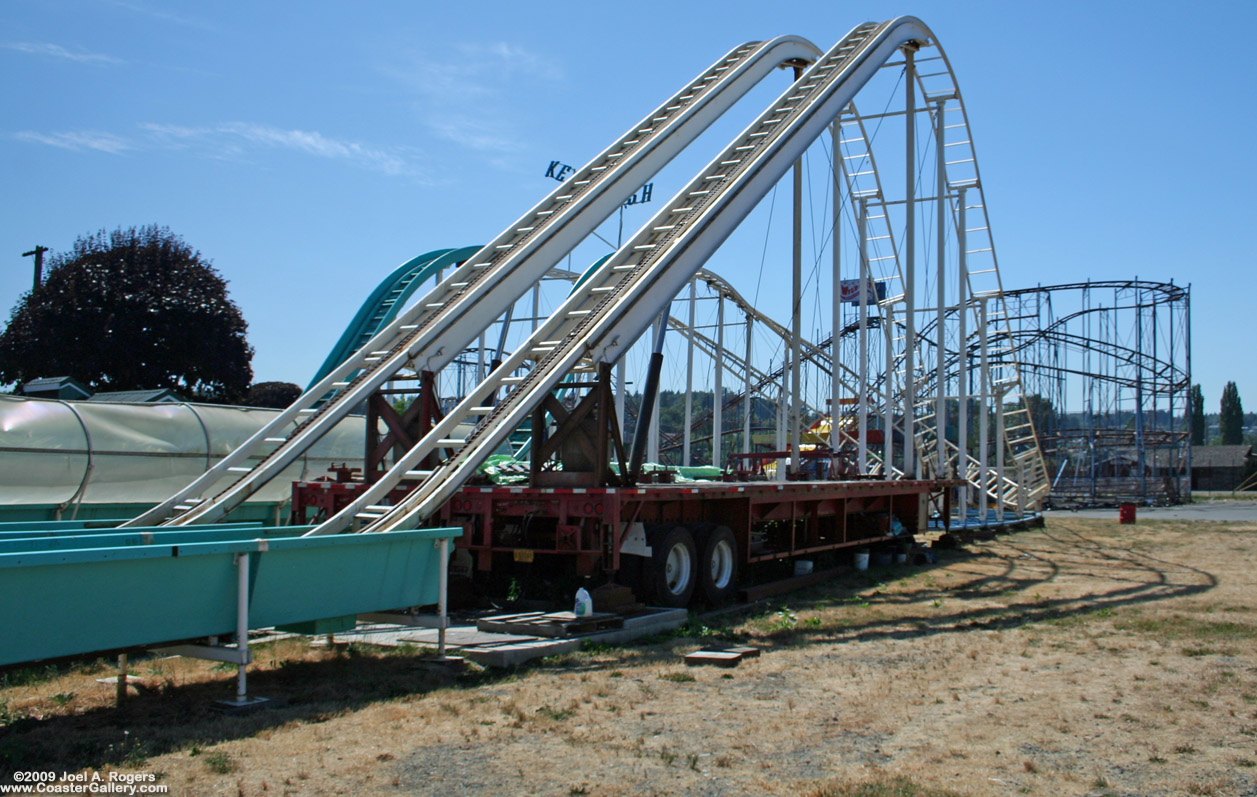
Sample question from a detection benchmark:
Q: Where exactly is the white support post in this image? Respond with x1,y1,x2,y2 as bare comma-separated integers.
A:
979,297,990,525
236,552,249,703
956,186,969,519
996,383,1006,524
903,45,917,480
743,315,754,456
791,138,803,476
935,99,947,480
209,551,268,710
857,197,869,474
437,536,449,658
531,282,540,333
683,279,696,466
883,304,895,476
777,379,787,482
831,121,843,458
713,296,724,468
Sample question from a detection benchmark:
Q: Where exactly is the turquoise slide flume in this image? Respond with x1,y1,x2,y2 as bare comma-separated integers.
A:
0,525,459,666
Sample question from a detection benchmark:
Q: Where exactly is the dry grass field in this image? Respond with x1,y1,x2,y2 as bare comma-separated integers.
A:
3,509,1256,795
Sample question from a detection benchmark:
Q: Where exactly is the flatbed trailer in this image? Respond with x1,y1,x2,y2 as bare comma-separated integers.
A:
295,475,945,608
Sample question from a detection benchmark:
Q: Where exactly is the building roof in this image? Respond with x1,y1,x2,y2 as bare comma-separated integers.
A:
1192,445,1254,469
87,389,184,404
21,376,92,400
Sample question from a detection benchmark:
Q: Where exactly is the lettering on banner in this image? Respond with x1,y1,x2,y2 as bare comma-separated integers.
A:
622,183,653,208
545,160,575,182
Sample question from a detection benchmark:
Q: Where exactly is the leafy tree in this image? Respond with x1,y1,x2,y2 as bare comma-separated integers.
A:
1023,393,1058,437
244,381,301,409
1189,384,1206,446
0,225,252,402
1220,381,1244,445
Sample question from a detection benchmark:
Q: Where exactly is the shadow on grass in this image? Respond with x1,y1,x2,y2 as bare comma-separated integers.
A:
738,523,1220,651
0,646,521,778
565,520,1221,668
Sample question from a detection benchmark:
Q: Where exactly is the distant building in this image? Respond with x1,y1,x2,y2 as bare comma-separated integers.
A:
21,376,91,401
1191,445,1255,491
88,389,185,404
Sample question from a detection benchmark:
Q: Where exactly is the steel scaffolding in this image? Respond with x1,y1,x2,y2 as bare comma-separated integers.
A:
999,281,1191,505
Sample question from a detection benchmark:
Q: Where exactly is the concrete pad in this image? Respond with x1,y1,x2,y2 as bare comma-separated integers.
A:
327,608,690,668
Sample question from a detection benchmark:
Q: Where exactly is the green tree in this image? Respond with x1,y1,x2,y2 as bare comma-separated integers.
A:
1220,381,1244,445
1023,393,1058,437
1189,384,1206,446
244,381,301,409
0,225,252,402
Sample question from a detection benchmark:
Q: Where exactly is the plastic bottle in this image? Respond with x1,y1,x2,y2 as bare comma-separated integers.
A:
574,587,594,617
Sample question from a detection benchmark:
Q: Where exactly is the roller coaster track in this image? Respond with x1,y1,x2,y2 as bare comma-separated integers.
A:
306,18,945,535
306,247,477,390
124,35,824,528
660,277,1031,507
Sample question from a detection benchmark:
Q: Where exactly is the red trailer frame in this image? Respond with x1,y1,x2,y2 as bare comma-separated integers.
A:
294,474,944,606
439,478,934,572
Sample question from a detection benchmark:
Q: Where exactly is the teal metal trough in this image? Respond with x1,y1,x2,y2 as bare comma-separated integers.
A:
0,525,460,667
0,520,261,541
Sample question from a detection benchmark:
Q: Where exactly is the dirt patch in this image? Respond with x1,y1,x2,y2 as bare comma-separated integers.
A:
4,515,1257,795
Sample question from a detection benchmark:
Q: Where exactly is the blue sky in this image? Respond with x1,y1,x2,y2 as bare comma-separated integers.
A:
2,0,1254,412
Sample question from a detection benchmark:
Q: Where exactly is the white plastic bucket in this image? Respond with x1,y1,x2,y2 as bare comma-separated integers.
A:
853,550,870,571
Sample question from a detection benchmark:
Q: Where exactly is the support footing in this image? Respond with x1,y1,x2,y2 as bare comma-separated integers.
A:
212,696,283,715
414,655,466,674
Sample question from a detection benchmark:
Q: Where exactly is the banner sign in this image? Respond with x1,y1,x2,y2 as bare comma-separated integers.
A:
546,160,653,207
839,278,888,305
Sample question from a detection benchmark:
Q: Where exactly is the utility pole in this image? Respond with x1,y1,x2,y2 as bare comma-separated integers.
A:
22,245,49,290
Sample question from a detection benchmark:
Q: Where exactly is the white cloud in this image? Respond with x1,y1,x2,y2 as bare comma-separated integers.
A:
141,121,417,175
457,42,562,81
99,0,218,31
4,42,122,65
217,123,412,175
382,41,561,153
14,130,132,153
18,121,420,177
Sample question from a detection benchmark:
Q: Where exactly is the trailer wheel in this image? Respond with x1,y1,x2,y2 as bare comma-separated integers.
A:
650,526,697,607
698,525,737,605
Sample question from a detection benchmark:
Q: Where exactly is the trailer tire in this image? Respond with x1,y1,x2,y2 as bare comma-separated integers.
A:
650,525,697,607
698,525,737,605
